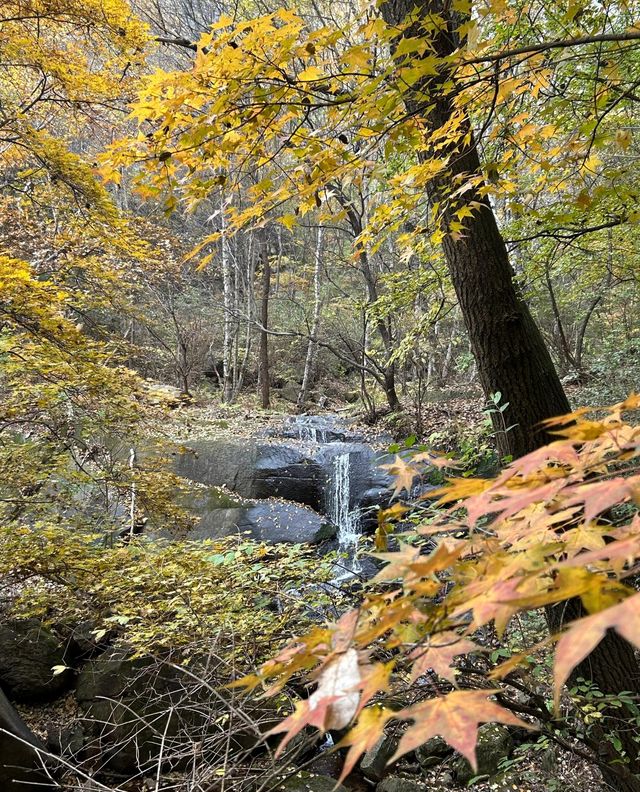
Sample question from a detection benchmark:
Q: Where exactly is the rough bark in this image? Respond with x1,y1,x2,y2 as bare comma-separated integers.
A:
380,0,569,458
378,1,640,787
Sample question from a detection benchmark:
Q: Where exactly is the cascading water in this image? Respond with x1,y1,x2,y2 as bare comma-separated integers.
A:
328,452,362,577
297,422,326,444
275,414,388,579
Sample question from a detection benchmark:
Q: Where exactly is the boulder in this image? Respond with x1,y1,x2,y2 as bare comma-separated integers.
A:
376,777,425,792
174,439,323,509
0,619,72,702
236,502,335,544
272,773,348,792
183,488,335,544
0,687,54,790
415,735,453,769
76,651,190,774
46,722,84,759
76,651,292,775
451,724,513,783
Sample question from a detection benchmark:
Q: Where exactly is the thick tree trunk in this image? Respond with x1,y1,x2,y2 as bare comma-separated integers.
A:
379,1,640,787
438,187,571,459
380,0,569,458
259,240,271,409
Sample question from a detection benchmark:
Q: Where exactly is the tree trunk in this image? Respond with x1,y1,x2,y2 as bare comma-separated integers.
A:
297,226,324,409
378,1,640,787
333,185,401,412
232,232,256,401
259,239,271,409
544,260,578,372
220,194,234,403
380,0,570,459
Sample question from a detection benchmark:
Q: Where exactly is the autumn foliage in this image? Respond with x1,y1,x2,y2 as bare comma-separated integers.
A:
242,396,640,780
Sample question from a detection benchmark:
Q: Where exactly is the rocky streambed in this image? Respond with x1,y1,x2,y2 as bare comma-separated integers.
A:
168,414,396,570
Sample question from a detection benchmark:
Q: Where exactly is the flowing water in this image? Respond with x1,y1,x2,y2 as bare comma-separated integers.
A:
297,423,327,443
287,415,366,577
328,452,362,577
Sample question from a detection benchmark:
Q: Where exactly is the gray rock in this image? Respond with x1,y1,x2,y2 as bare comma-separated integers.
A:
46,722,84,759
451,724,513,783
416,735,452,769
76,651,291,775
272,774,348,792
182,488,335,544
69,620,109,658
174,439,323,510
0,686,54,790
76,651,191,774
376,776,425,792
361,734,398,781
0,619,72,702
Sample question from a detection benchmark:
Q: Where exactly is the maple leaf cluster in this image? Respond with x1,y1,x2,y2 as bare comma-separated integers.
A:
241,396,640,780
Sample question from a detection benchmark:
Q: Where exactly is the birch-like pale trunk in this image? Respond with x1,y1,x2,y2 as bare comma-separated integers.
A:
297,226,324,409
220,194,234,403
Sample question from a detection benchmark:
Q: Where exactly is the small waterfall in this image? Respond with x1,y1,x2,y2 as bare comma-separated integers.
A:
287,416,328,443
298,422,326,444
329,452,361,576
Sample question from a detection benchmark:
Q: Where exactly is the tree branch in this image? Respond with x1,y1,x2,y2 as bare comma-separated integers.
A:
462,30,640,66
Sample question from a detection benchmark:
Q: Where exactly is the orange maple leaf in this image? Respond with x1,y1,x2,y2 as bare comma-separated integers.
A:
391,690,533,768
379,454,419,497
554,593,640,708
410,632,483,684
355,660,395,715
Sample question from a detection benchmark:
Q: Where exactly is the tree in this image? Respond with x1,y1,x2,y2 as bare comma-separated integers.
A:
373,5,640,786
107,8,640,785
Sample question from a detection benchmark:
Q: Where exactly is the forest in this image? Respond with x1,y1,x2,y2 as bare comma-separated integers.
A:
1,0,640,791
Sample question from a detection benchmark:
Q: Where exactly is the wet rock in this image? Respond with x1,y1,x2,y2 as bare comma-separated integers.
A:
0,619,72,702
451,724,513,783
276,415,364,444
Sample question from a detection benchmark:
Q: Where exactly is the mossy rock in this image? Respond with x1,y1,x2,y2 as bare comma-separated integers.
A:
451,724,513,784
271,773,348,792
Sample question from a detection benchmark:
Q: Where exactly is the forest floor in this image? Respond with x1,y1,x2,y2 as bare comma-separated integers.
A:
154,385,488,447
